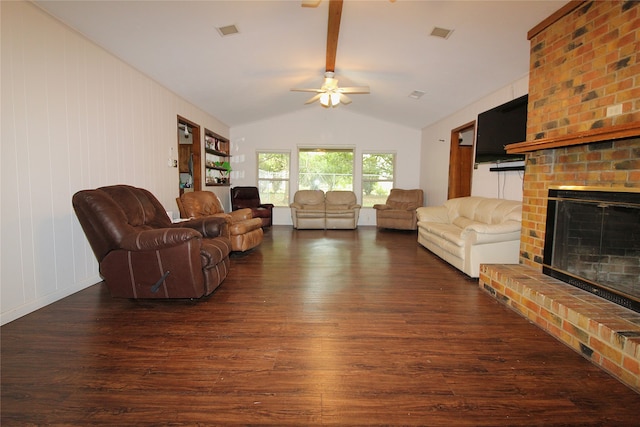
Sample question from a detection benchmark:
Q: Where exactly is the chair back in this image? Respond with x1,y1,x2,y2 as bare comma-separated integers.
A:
72,185,172,262
179,191,225,218
325,191,357,207
386,188,424,210
293,190,325,207
231,186,261,210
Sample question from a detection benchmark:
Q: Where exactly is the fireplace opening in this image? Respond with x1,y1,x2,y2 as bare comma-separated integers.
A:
543,186,640,313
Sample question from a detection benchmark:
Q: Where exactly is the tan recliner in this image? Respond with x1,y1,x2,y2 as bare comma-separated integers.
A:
290,190,326,229
325,191,361,229
373,188,424,230
177,191,263,252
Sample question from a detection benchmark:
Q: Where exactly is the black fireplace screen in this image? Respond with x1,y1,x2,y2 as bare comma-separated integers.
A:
543,187,640,313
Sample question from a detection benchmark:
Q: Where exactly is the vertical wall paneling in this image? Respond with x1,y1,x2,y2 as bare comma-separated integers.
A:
1,1,229,324
1,5,28,312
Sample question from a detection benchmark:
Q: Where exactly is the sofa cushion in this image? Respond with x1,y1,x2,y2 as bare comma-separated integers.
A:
418,227,465,258
302,203,325,210
325,191,357,206
294,190,325,205
446,196,522,225
419,222,465,247
326,204,349,210
452,216,475,230
388,200,415,210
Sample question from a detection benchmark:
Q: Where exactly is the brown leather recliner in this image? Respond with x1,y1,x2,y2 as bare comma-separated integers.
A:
177,191,263,252
230,186,274,228
72,185,231,299
373,188,424,230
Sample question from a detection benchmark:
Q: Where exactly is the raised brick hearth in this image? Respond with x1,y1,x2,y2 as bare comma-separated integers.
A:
479,264,640,392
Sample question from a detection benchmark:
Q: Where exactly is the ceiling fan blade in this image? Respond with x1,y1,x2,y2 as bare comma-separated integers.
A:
339,86,370,94
325,0,343,73
339,94,352,105
305,93,323,104
291,88,324,93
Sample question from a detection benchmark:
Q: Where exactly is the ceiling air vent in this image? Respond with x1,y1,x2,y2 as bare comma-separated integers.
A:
217,24,240,37
430,27,453,39
408,90,426,100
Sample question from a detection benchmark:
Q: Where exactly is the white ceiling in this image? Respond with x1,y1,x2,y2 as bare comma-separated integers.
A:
34,0,567,130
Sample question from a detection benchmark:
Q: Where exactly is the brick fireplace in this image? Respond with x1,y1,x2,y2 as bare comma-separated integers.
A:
478,0,640,393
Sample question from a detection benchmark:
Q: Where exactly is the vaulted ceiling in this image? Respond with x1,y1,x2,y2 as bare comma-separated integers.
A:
35,0,567,130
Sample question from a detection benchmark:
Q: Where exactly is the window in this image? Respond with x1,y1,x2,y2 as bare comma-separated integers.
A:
362,152,395,207
257,151,290,207
298,148,354,191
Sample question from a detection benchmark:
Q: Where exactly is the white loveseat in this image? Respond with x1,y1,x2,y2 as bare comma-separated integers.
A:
416,197,522,278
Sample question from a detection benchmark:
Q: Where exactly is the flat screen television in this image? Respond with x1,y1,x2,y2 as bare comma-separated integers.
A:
474,94,528,164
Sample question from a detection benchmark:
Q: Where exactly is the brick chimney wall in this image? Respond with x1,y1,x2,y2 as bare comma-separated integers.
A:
519,0,640,269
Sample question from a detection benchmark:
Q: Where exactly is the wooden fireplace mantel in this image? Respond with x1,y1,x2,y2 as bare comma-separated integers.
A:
506,122,640,154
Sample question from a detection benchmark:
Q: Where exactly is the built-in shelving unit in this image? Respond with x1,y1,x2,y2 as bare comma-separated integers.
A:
177,116,201,195
204,129,231,186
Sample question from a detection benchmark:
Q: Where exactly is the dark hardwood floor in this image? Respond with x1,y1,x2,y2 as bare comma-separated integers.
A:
2,226,639,426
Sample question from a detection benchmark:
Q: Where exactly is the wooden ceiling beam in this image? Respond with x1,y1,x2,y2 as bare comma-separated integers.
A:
325,0,343,72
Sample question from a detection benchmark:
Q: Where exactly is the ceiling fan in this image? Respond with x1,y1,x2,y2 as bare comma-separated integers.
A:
291,0,370,108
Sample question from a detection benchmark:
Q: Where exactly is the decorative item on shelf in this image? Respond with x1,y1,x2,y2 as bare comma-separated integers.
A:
205,168,215,185
214,161,232,184
205,136,214,150
205,135,227,154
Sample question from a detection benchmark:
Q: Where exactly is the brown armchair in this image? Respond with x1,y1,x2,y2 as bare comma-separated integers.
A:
373,188,424,230
177,191,263,252
230,186,274,228
72,185,231,299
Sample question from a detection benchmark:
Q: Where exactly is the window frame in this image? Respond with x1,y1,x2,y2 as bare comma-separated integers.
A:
256,150,291,207
361,151,396,208
297,146,356,192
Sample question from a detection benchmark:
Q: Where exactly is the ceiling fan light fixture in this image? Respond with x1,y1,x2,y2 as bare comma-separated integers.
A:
330,92,341,106
320,92,330,107
319,91,341,108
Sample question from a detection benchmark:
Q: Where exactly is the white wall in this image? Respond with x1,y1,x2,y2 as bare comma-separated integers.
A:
0,1,230,325
230,109,421,226
420,77,529,206
0,0,526,324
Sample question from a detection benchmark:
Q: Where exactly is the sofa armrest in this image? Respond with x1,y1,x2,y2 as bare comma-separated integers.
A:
372,204,390,210
228,208,254,222
120,228,202,251
174,216,228,239
461,220,522,244
416,206,449,223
